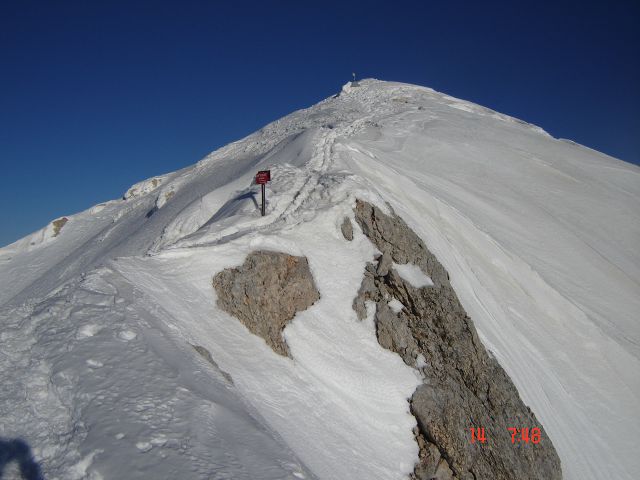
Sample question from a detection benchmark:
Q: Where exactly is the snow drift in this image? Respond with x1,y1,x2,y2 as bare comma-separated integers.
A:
1,79,638,480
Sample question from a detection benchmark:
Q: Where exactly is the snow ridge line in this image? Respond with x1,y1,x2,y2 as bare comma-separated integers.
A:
274,116,375,224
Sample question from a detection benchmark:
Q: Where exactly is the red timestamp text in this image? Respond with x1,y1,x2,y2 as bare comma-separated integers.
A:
469,427,542,444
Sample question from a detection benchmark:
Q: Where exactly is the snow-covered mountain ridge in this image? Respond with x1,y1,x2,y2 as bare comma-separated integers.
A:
1,79,638,480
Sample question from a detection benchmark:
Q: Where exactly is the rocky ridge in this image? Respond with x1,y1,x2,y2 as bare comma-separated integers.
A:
210,200,562,479
351,199,562,480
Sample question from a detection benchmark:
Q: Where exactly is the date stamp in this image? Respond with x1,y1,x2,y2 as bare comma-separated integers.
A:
469,427,542,444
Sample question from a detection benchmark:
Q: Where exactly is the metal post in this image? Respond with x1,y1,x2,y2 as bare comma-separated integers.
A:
261,183,266,216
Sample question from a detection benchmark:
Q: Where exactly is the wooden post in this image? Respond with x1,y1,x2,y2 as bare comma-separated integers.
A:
261,183,266,216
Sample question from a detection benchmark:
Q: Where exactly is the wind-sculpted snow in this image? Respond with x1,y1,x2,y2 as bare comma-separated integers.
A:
0,267,312,479
353,199,561,479
1,79,638,479
124,175,169,200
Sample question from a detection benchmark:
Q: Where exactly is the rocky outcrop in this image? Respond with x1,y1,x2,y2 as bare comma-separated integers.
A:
52,217,68,237
191,344,234,384
341,217,354,241
212,251,320,356
352,200,561,480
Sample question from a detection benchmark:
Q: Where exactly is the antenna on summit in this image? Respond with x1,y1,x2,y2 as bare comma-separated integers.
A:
351,72,359,87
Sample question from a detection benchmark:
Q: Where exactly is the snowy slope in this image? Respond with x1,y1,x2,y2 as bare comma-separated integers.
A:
1,79,639,480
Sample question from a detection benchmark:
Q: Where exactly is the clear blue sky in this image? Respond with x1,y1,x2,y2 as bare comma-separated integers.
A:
1,0,638,247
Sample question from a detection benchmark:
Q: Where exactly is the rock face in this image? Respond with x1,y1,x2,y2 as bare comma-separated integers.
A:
352,200,562,480
52,217,68,237
212,251,320,356
191,344,234,384
341,217,354,241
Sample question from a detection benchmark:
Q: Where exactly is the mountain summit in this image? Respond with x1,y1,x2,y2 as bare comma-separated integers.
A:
1,80,638,480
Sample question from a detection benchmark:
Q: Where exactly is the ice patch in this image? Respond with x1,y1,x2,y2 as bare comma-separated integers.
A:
393,262,434,288
388,298,405,313
86,359,104,368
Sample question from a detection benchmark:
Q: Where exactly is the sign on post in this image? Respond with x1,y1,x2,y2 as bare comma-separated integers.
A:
255,170,271,216
255,170,270,184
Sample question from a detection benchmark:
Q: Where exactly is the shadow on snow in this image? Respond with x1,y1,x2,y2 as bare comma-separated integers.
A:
0,438,44,480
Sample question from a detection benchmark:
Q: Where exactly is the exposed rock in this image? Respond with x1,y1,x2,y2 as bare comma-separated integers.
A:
52,217,68,237
212,251,320,356
124,176,166,199
353,200,561,480
191,344,234,384
341,217,354,241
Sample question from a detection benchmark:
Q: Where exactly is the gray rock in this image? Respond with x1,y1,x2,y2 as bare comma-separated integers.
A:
375,251,393,276
375,295,419,366
191,344,234,384
353,200,561,480
212,251,320,356
354,200,450,287
341,216,354,241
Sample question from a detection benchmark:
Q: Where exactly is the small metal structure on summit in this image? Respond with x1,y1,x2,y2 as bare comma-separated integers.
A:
351,72,360,87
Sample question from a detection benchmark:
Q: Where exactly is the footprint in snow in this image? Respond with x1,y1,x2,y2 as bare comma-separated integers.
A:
135,441,152,452
86,359,103,368
118,330,137,341
76,324,101,339
151,435,167,447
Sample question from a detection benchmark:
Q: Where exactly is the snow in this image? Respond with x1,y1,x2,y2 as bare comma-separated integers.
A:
393,262,434,288
388,298,405,313
1,79,638,480
124,175,169,200
112,204,422,480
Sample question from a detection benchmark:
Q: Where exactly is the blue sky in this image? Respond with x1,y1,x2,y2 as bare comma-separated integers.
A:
1,0,638,247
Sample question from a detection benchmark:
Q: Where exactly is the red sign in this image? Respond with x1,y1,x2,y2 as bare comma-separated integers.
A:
256,170,271,184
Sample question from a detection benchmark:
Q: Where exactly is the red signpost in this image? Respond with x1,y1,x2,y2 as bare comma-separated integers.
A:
255,170,271,216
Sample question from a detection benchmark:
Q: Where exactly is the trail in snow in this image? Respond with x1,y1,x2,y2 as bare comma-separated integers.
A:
1,79,638,480
0,267,313,480
331,83,640,479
